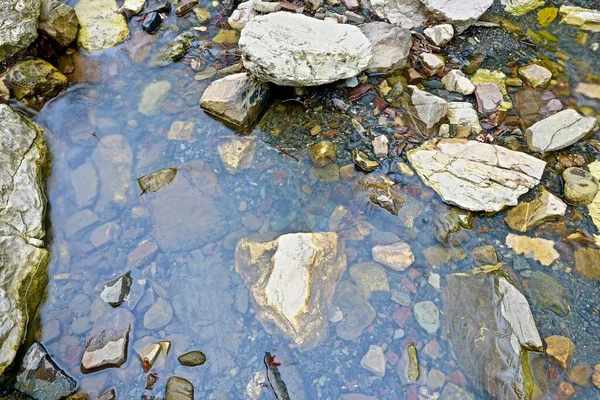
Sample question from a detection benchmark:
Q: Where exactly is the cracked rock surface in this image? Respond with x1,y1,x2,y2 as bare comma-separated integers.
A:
239,12,372,86
526,109,597,153
0,0,41,62
407,139,546,212
0,104,50,374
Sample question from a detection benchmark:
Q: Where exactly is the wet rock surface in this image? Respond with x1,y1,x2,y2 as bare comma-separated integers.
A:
236,232,346,348
443,266,542,399
0,105,49,375
74,0,130,52
526,109,597,153
16,343,77,400
38,0,78,47
239,12,372,86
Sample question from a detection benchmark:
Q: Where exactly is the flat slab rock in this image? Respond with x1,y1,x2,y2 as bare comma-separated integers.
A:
443,267,542,399
365,0,428,28
526,109,597,153
235,232,346,348
81,308,133,373
407,139,546,212
420,0,494,24
240,12,372,86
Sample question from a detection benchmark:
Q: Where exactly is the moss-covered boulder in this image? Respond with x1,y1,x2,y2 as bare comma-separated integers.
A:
0,0,41,62
0,104,50,375
4,58,68,110
38,0,78,47
75,0,129,52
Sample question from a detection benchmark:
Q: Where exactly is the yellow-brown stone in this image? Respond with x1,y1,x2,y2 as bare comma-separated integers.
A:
545,335,574,369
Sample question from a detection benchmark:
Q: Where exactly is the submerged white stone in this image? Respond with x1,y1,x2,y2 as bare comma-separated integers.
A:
239,12,372,86
266,233,318,329
407,139,546,212
497,277,543,352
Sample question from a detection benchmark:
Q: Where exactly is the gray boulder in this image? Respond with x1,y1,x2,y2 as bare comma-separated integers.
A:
0,0,41,62
240,12,372,86
0,104,50,375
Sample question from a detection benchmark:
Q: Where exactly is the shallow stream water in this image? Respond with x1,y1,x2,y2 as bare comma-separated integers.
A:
16,0,600,398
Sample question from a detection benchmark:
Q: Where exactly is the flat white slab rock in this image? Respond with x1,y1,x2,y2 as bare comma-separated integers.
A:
407,139,546,212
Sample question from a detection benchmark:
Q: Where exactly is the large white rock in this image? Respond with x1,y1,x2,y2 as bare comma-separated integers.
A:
359,22,412,73
419,0,493,24
0,0,40,62
239,12,372,86
0,105,50,374
366,0,429,28
526,109,597,153
407,139,546,212
235,232,346,348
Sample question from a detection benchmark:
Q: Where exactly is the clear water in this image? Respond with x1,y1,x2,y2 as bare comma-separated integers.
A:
22,1,600,399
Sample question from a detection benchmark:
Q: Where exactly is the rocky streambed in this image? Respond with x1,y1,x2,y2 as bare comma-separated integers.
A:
0,0,600,398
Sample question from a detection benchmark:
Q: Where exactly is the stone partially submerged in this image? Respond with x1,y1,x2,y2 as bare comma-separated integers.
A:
407,139,546,212
200,73,269,127
239,12,372,86
526,109,597,153
0,0,40,62
443,266,542,400
235,232,346,348
0,105,50,375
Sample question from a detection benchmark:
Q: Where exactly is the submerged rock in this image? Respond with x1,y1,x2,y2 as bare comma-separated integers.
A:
240,12,372,86
235,232,346,348
506,233,558,266
365,0,428,28
38,0,78,46
200,73,269,127
559,5,600,32
308,141,336,167
166,376,194,400
81,308,133,373
545,335,574,369
371,241,415,271
75,0,130,52
333,280,376,340
159,32,195,65
413,301,440,334
501,0,544,16
100,271,132,307
408,139,546,212
526,109,597,153
217,136,257,174
504,188,566,232
0,0,40,62
178,351,206,367
0,105,50,375
145,162,228,252
16,343,77,400
519,64,552,88
443,266,542,399
359,22,411,73
528,271,570,317
138,80,171,116
360,345,386,377
420,0,493,25
4,58,68,110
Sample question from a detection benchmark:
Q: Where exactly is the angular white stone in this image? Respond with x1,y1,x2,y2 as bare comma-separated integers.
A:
448,102,482,134
366,0,429,28
240,12,372,86
408,139,547,212
497,277,543,352
526,109,597,153
424,24,454,46
442,70,475,95
360,22,412,73
406,86,448,130
420,53,444,71
419,0,493,24
360,345,386,377
372,241,415,271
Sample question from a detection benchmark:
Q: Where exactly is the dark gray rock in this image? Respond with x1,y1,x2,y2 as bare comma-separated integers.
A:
16,343,76,400
528,271,570,317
